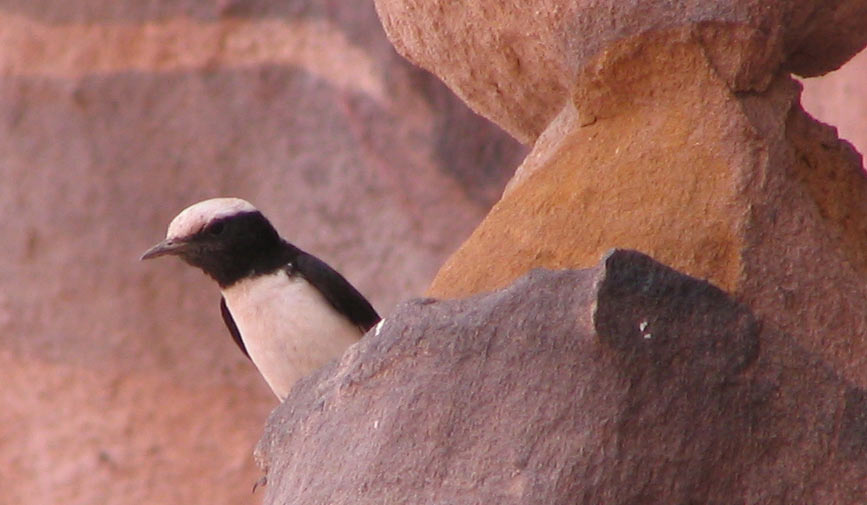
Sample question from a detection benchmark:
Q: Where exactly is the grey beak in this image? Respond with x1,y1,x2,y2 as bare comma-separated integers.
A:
140,239,187,260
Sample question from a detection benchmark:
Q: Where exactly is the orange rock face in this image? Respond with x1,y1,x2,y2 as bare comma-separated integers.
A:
431,28,751,296
427,24,867,389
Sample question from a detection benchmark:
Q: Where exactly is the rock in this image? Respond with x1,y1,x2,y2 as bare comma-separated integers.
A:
0,3,524,505
257,250,867,504
374,0,867,142
427,25,867,390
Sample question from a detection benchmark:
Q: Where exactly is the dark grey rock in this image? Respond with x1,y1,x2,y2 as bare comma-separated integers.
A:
256,249,867,504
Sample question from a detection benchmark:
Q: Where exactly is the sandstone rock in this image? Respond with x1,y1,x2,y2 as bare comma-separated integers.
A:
374,0,867,143
0,3,523,505
257,250,867,504
427,26,867,391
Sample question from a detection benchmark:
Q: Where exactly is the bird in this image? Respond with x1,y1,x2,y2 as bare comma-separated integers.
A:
141,197,380,400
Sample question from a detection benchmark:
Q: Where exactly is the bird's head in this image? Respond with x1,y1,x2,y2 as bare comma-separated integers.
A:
142,197,283,286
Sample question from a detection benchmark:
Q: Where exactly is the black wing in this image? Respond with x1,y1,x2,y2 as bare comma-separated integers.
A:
294,253,380,332
220,296,250,360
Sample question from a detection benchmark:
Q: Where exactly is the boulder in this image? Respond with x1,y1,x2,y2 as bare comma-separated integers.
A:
258,250,867,504
374,0,867,142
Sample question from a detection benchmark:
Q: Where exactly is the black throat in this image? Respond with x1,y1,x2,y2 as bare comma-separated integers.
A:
180,211,300,288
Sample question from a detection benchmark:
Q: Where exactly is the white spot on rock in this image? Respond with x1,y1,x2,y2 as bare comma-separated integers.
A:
639,320,652,340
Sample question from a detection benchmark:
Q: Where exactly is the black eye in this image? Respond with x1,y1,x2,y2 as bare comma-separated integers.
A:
208,221,225,235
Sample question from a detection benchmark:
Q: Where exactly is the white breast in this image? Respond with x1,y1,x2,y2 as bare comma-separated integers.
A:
221,270,363,400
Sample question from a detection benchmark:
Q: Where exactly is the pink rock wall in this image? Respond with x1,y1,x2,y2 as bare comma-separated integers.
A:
0,3,524,505
802,48,867,164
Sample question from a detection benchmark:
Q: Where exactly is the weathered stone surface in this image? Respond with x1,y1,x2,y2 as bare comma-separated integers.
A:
257,250,867,504
374,0,867,142
428,27,867,390
0,3,523,505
